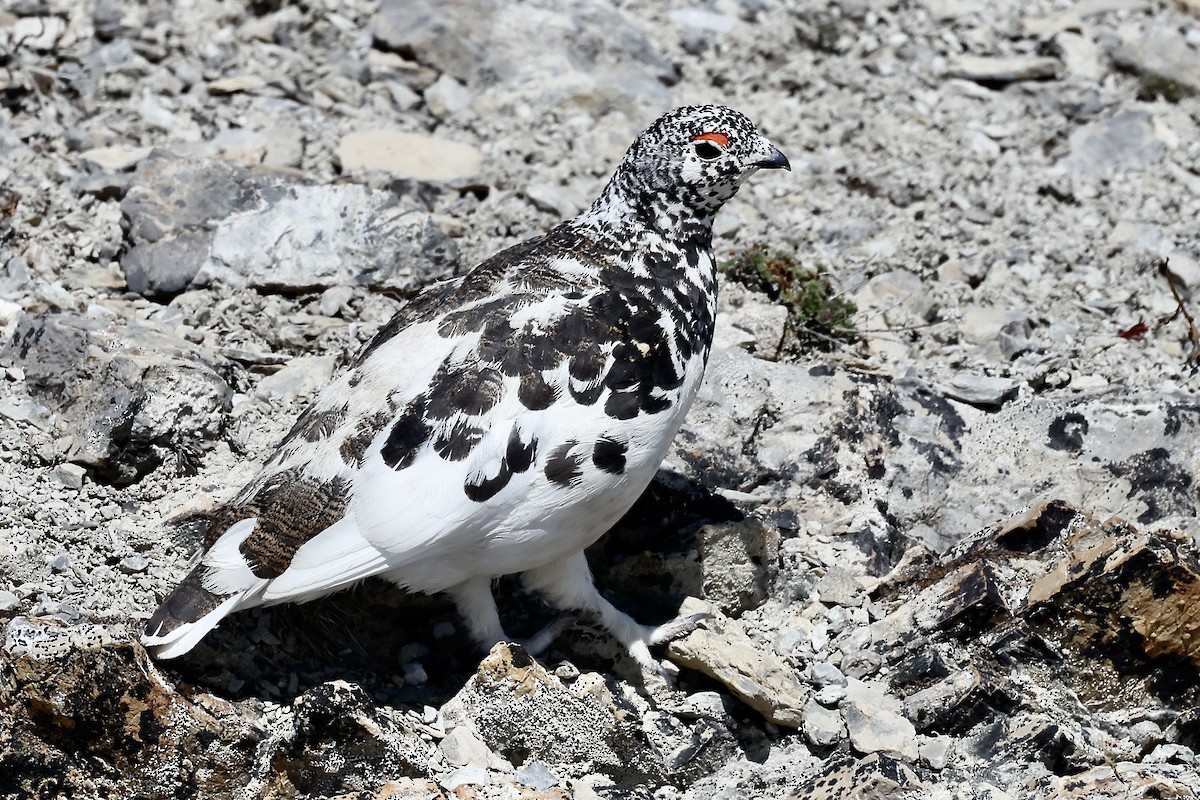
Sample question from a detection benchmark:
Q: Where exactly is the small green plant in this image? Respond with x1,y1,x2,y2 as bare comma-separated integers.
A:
722,244,858,355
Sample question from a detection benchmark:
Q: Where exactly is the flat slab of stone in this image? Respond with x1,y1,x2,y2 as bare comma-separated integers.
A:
666,599,808,727
335,129,485,182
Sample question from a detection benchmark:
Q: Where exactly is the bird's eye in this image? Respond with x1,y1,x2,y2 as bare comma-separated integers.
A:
691,132,729,161
693,140,723,160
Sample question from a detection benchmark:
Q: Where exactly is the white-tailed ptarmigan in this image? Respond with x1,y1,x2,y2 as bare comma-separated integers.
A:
143,105,790,673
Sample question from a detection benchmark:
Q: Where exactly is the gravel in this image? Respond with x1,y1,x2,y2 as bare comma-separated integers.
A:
2,0,1199,797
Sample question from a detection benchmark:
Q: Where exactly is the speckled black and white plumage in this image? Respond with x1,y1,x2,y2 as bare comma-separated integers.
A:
143,105,790,669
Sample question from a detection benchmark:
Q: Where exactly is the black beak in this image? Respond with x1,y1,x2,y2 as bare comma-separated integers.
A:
756,146,791,171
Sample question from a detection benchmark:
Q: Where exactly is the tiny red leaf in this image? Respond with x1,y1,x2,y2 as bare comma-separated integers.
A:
1117,318,1149,340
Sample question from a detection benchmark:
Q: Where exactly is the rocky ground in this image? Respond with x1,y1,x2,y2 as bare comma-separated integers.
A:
1,0,1199,797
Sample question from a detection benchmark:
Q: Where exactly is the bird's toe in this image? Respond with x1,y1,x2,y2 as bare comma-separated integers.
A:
646,612,712,646
518,615,577,656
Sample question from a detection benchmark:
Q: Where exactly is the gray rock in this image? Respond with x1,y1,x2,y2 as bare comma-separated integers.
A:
1110,21,1200,99
665,599,808,728
809,662,848,688
0,591,18,612
514,760,561,790
939,373,1020,408
371,0,495,84
803,697,846,747
118,555,149,574
1,311,233,483
1058,111,1167,176
919,735,953,770
0,617,274,797
946,54,1062,83
440,642,730,783
281,680,438,795
373,0,674,123
120,153,458,295
694,518,780,617
843,695,919,760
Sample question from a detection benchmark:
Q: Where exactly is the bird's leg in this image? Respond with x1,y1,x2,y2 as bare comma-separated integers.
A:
446,575,573,657
445,575,509,651
522,551,700,677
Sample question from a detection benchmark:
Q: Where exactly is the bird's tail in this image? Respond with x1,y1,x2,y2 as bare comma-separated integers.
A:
141,564,245,659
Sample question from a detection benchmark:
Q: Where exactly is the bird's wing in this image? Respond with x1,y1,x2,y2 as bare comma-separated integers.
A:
196,235,611,601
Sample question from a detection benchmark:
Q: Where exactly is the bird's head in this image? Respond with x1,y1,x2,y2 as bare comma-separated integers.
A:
595,104,790,231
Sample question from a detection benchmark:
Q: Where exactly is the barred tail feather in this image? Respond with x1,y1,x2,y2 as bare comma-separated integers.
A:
141,566,252,659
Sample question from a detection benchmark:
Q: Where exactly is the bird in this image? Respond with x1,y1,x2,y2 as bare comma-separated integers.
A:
142,105,790,674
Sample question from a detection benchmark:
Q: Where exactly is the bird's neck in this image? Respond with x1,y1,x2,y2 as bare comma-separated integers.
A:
575,176,716,253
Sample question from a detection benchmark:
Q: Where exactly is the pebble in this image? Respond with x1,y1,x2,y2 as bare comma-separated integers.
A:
1145,744,1196,764
440,766,491,791
946,54,1062,83
809,662,848,688
52,463,86,490
919,735,953,770
334,130,485,181
1059,112,1166,175
79,146,154,172
318,285,354,318
939,373,1020,408
665,600,809,728
0,590,19,612
399,642,431,663
842,681,918,760
802,697,846,747
514,761,561,790
440,725,494,769
814,684,848,706
553,661,580,682
424,74,475,118
403,662,429,686
118,555,149,574
206,74,267,94
431,620,457,639
678,691,728,720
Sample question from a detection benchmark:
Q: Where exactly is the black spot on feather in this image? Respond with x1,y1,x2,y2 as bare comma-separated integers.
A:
427,363,504,419
465,463,513,502
435,418,484,461
506,428,538,474
518,368,557,410
545,440,585,487
592,437,627,474
382,397,431,470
